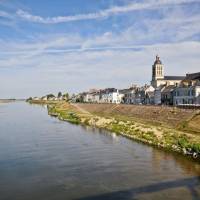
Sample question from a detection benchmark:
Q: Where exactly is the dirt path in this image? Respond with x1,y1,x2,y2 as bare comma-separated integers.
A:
72,103,92,115
109,104,120,112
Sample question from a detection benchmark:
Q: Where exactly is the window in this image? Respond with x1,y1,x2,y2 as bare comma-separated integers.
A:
192,90,195,96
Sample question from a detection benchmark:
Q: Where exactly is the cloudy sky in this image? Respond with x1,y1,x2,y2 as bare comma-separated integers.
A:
0,0,200,98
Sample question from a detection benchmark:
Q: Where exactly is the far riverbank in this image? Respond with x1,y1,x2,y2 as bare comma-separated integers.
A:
0,99,16,103
28,100,200,161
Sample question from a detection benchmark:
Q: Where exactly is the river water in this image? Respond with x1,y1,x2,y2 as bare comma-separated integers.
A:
0,102,200,200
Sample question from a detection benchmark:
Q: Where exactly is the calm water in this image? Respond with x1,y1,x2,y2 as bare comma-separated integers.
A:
0,102,200,200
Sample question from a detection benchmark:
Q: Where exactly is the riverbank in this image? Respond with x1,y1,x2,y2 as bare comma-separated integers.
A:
29,100,200,161
0,99,16,103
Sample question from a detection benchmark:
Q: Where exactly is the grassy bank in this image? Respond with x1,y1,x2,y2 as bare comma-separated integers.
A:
42,101,200,161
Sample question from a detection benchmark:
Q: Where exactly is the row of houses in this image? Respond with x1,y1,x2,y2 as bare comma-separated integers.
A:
73,73,200,106
30,92,69,101
73,85,156,105
74,88,124,104
73,56,200,106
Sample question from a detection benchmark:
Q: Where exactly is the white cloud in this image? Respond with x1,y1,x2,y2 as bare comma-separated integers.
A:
0,0,200,98
0,39,200,98
16,0,199,24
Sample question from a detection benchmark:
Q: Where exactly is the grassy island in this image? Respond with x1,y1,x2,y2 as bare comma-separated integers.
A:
28,100,200,161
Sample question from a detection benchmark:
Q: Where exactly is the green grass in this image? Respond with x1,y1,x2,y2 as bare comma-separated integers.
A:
48,105,81,124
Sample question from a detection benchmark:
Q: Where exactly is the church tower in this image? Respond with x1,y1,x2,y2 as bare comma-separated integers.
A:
151,55,164,87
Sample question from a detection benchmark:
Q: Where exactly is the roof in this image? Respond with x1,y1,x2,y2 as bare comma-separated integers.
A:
154,55,162,65
146,91,155,98
185,72,200,81
175,85,198,89
162,85,176,93
100,88,118,94
163,76,185,80
119,89,132,94
155,84,166,91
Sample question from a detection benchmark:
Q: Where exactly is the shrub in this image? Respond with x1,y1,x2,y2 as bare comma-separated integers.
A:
178,137,190,149
191,143,200,153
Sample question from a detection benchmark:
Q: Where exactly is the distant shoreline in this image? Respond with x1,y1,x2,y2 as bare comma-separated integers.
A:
0,99,16,103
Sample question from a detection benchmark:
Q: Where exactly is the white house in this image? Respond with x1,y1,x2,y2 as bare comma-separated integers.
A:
99,88,122,104
82,91,100,103
123,85,155,105
93,92,100,103
124,88,137,104
85,92,94,103
142,85,155,104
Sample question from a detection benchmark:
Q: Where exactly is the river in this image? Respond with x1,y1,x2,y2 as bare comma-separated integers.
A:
0,102,200,200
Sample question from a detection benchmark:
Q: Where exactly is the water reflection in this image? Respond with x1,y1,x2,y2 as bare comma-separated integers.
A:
81,125,119,142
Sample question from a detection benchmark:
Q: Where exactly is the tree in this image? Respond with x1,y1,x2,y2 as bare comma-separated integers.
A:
63,93,69,100
47,94,55,99
26,97,32,101
58,92,62,98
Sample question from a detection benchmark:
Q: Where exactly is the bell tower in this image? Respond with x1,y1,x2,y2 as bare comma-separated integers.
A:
151,55,164,87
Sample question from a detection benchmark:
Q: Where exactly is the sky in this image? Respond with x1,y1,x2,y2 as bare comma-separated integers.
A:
0,0,200,98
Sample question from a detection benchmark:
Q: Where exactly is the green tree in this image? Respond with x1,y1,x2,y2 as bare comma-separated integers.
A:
58,92,62,98
47,94,55,99
63,93,69,100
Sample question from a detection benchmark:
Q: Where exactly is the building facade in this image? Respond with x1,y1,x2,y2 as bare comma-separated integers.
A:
173,86,200,105
99,88,122,104
161,85,176,105
173,72,200,105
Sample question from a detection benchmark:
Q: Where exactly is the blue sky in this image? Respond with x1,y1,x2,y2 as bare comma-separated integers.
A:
0,0,200,98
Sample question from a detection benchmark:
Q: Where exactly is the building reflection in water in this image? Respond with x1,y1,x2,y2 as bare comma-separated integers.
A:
81,125,119,142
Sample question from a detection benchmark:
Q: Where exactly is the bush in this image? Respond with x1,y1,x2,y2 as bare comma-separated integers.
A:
66,112,80,124
178,137,190,149
191,143,200,153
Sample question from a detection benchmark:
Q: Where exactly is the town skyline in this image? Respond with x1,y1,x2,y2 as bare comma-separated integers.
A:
0,0,200,98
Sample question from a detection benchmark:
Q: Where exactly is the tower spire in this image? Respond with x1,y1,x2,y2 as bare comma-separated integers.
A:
151,55,164,87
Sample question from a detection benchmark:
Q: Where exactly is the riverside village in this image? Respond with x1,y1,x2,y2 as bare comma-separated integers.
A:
74,55,200,106
34,55,200,107
30,55,200,107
